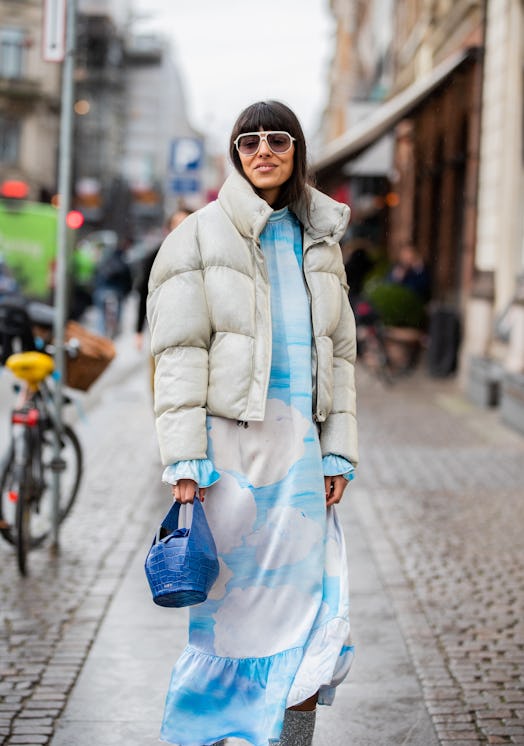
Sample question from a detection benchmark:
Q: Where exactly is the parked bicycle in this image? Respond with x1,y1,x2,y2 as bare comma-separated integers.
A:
354,297,424,384
0,300,83,576
354,297,395,385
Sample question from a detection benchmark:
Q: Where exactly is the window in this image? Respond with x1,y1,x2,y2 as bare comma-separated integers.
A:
0,116,21,164
0,28,26,79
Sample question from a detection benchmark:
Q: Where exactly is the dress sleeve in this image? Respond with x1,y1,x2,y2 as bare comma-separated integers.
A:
322,454,355,482
162,459,221,488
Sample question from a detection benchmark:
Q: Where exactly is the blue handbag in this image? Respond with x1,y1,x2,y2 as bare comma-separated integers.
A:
144,499,219,608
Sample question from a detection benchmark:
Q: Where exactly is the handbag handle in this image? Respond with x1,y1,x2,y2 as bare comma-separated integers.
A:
160,500,183,534
157,498,210,543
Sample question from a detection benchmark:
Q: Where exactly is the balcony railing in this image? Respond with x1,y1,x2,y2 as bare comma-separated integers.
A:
0,75,42,99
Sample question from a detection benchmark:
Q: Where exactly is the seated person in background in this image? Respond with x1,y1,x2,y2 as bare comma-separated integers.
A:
387,243,431,303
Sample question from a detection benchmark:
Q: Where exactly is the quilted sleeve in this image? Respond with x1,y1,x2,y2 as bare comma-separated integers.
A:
147,215,212,465
319,262,359,467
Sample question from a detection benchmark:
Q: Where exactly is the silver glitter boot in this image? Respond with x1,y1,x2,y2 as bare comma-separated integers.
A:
276,708,316,746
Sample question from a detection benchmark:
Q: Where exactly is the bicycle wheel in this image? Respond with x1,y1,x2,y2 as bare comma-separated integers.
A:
0,443,16,544
15,465,32,576
0,426,35,575
0,430,42,574
40,424,83,524
0,425,82,550
16,426,50,554
360,333,394,385
373,330,395,386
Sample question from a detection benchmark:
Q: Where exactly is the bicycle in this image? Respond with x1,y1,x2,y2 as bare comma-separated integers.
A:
0,301,83,576
354,298,395,385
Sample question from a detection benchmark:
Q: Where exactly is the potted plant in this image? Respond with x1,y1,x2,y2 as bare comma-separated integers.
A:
366,282,427,371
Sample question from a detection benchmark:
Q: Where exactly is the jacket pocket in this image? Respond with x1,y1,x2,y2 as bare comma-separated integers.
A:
208,332,254,418
314,336,334,420
307,272,341,337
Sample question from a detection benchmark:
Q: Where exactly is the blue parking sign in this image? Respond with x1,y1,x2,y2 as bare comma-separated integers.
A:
170,177,201,194
170,138,203,173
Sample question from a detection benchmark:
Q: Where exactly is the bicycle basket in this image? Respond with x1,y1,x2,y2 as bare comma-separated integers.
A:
64,321,116,391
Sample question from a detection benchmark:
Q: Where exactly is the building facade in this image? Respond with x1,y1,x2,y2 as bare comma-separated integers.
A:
0,0,61,200
122,31,202,233
73,7,128,228
2,0,203,238
319,0,396,251
318,0,524,432
316,0,485,374
463,0,524,431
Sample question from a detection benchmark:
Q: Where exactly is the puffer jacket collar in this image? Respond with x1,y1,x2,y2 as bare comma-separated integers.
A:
218,170,350,245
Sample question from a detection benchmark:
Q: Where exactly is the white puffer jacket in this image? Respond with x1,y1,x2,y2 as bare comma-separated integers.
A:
147,171,358,467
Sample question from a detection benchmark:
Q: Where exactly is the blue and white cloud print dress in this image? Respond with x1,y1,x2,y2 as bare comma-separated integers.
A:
161,208,354,746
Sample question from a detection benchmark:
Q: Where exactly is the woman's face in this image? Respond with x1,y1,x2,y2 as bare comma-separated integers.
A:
238,129,295,206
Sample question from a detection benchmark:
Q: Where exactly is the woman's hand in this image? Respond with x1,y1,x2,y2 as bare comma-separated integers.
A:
324,475,348,507
171,478,206,504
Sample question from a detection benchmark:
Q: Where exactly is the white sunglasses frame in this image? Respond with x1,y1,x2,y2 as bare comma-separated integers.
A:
234,131,296,156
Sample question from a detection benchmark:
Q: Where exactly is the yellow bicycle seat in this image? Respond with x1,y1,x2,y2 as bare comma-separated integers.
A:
5,351,55,387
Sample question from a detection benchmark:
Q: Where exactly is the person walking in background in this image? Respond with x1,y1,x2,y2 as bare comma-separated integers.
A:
135,207,193,393
134,207,193,354
0,254,19,300
343,242,376,309
147,100,358,746
92,238,133,337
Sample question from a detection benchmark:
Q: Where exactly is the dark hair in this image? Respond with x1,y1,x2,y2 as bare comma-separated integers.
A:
229,100,310,211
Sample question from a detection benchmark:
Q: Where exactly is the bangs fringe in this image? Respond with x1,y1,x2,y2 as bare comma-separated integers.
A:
235,102,289,134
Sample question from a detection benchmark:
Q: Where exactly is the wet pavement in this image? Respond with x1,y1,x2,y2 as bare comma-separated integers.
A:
1,307,523,745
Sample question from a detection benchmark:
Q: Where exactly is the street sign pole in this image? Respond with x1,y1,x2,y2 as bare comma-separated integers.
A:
51,0,77,550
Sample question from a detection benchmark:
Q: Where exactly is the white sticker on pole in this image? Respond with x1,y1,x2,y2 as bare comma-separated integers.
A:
42,0,67,62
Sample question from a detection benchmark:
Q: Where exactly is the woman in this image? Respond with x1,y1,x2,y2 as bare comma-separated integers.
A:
147,100,358,746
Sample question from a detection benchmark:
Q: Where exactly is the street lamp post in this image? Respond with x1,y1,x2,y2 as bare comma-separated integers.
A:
51,0,77,550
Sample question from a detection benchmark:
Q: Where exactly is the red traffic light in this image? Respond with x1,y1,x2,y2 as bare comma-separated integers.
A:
66,210,84,229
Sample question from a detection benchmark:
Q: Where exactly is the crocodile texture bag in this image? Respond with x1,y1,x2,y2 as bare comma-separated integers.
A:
144,499,219,608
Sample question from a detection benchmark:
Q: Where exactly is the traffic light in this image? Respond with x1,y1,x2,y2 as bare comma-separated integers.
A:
66,210,84,229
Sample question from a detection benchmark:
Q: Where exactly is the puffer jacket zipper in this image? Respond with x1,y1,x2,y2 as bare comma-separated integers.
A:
245,236,272,420
301,238,321,420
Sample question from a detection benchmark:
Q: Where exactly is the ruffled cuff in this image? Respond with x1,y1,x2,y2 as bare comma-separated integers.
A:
322,454,355,482
162,459,221,488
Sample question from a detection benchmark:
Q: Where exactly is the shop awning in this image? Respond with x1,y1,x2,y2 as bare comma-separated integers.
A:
313,47,478,175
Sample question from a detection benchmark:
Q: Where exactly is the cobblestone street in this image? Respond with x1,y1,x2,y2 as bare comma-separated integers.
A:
353,368,524,745
0,332,161,746
1,329,523,745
